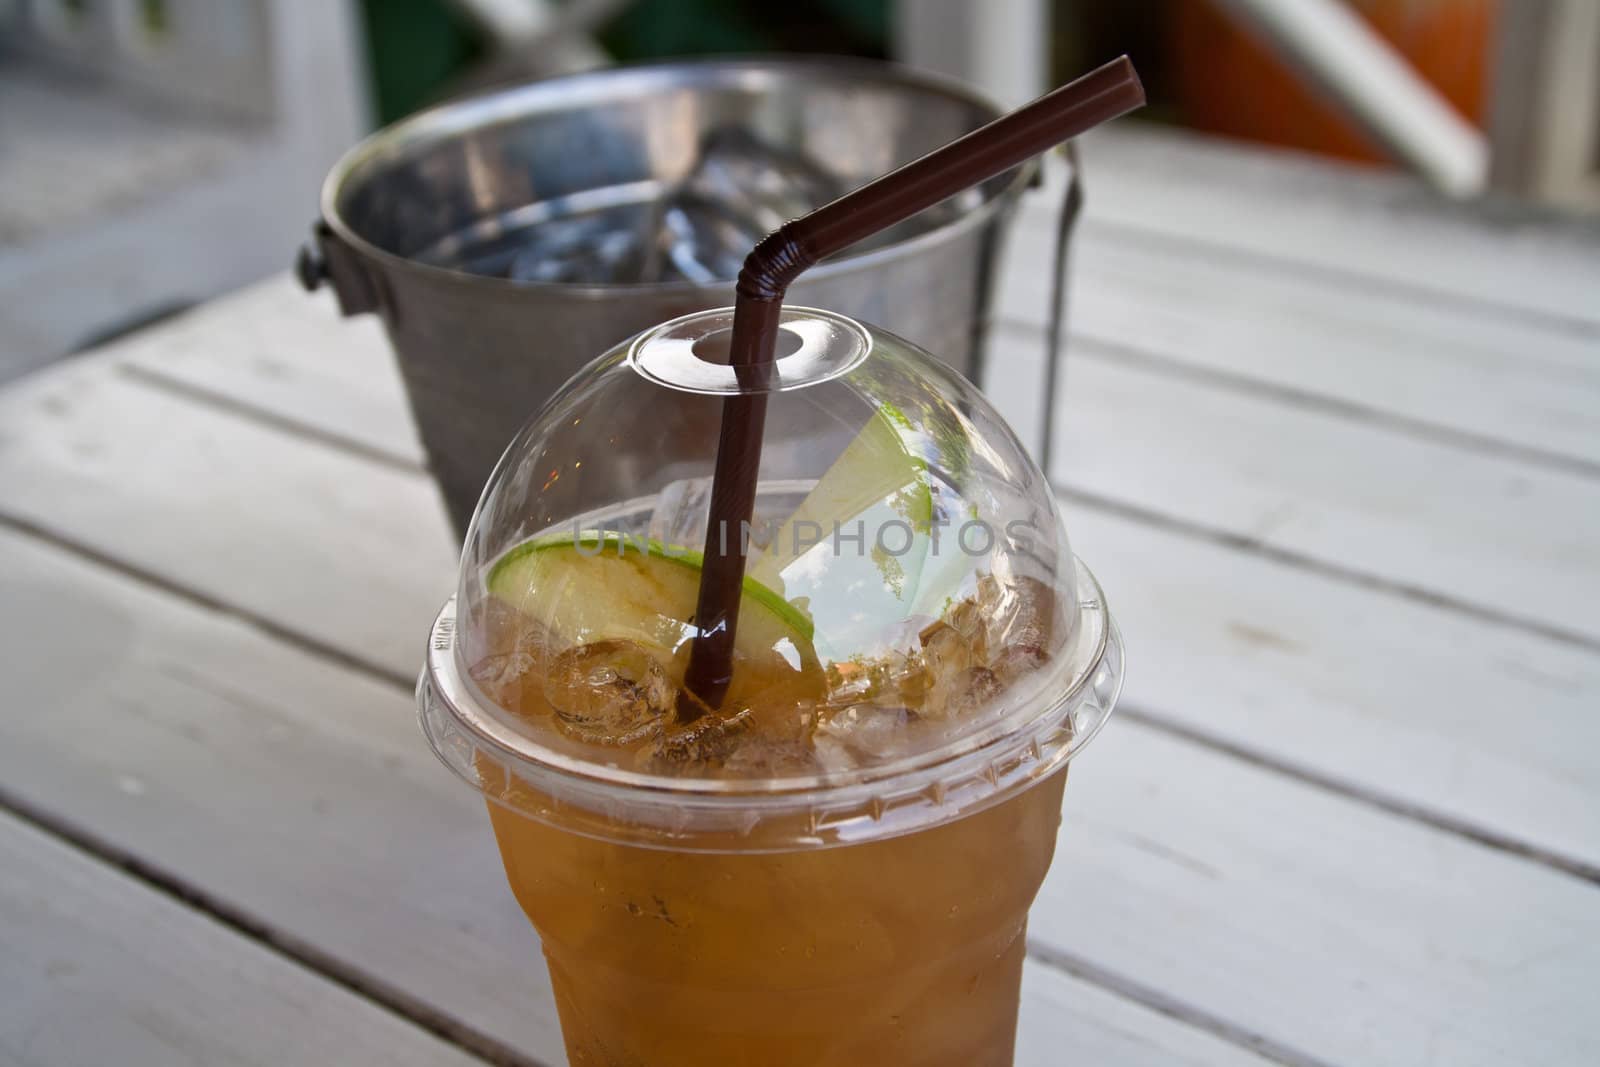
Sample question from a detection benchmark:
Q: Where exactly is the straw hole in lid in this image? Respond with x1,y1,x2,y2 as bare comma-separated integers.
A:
691,326,804,365
628,307,869,394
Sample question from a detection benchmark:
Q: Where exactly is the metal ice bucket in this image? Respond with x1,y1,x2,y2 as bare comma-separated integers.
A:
299,58,1040,536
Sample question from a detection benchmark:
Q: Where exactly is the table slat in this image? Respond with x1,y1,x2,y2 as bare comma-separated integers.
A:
997,212,1600,470
1031,723,1600,1067
111,285,425,464
0,805,487,1067
986,323,1600,647
1073,128,1600,328
0,355,455,682
1069,505,1600,874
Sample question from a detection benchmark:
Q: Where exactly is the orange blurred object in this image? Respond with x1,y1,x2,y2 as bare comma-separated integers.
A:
1171,0,1497,165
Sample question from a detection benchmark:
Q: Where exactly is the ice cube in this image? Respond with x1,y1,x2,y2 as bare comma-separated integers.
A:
915,621,975,718
658,199,760,284
939,666,1004,720
505,202,654,284
722,737,819,777
679,127,844,236
646,477,714,549
919,616,1017,720
475,596,543,655
640,707,755,772
544,640,673,746
944,597,991,664
823,651,927,712
990,646,1049,688
982,575,1056,684
469,650,536,711
813,704,913,772
467,600,554,713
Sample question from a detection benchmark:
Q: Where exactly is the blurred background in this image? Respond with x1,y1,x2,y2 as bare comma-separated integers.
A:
2,0,1595,383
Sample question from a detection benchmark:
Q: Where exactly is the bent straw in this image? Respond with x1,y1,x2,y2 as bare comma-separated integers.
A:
680,56,1145,718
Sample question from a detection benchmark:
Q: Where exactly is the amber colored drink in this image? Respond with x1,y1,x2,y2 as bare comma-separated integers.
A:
488,770,1066,1066
459,552,1081,1066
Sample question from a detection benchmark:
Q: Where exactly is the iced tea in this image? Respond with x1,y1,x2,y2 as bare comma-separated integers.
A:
469,565,1070,1066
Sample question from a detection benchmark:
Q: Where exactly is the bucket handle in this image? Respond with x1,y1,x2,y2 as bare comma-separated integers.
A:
1037,142,1083,483
296,222,381,316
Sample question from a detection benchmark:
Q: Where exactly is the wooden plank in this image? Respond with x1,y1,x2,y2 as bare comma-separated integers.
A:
15,318,1600,866
1067,126,1600,328
0,807,487,1067
1069,504,1600,874
984,322,1600,647
0,527,1271,1067
997,204,1600,470
110,281,425,465
1015,961,1271,1067
1030,724,1600,1067
0,356,456,682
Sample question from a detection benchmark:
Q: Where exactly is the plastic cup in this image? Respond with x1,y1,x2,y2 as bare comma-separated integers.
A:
418,309,1125,1064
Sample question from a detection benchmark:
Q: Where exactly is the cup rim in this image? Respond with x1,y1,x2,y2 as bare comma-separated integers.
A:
319,55,1040,298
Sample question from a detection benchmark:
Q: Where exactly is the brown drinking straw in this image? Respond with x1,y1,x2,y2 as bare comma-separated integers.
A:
679,56,1146,718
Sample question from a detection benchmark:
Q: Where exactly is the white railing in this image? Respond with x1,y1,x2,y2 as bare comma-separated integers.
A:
7,0,274,120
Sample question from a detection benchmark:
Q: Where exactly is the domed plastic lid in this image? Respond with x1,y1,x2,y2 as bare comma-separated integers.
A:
419,307,1123,850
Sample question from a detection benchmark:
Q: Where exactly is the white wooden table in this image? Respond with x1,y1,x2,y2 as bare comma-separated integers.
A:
2,129,1598,1066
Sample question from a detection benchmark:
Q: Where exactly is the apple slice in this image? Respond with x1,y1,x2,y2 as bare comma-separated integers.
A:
487,533,817,670
748,406,942,657
750,405,932,592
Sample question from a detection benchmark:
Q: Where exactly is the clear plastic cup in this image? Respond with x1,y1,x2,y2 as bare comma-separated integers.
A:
418,307,1124,1065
